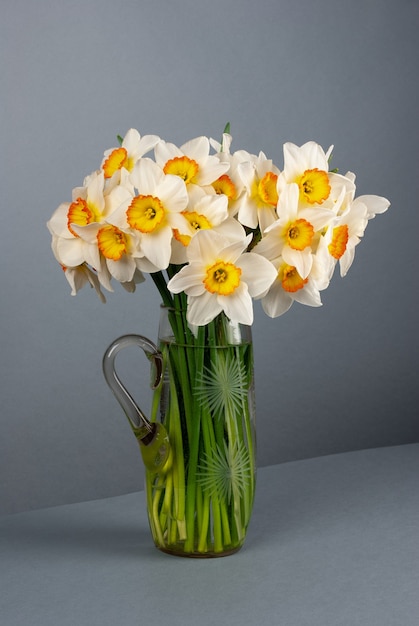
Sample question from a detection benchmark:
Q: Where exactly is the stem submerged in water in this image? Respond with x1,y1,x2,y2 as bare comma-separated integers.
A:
144,274,256,557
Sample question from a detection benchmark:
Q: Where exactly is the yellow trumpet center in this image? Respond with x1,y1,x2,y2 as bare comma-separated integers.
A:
258,171,278,206
102,147,129,178
67,198,95,237
127,195,165,233
204,260,242,296
173,230,191,247
97,225,127,260
279,263,308,293
183,211,212,232
284,218,314,250
297,168,331,204
328,224,349,259
212,174,237,200
163,156,199,184
173,212,212,247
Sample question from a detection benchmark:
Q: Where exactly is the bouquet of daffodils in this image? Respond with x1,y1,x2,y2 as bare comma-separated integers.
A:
47,127,389,556
47,127,389,326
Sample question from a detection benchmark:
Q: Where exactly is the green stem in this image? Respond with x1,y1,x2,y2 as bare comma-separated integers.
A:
150,271,173,309
184,346,203,552
167,360,186,542
146,306,255,555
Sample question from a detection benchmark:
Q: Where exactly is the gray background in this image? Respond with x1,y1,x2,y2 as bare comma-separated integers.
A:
1,0,418,515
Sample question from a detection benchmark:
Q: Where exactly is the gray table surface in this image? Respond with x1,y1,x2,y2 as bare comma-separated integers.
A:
1,444,418,626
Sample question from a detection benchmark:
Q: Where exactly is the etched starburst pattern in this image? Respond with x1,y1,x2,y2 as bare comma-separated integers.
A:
198,439,251,502
194,353,248,417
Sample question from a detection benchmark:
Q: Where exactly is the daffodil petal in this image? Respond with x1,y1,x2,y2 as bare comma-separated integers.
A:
339,245,356,277
87,171,106,215
157,175,189,211
47,203,72,238
180,136,209,161
154,141,181,166
219,283,254,325
195,160,230,186
237,194,259,230
356,195,390,219
252,227,283,261
55,237,86,266
292,278,322,307
237,253,277,298
187,291,222,326
261,282,293,318
213,218,246,242
187,229,224,265
131,158,162,194
106,256,136,283
141,226,172,269
167,264,206,296
282,246,312,280
217,233,251,264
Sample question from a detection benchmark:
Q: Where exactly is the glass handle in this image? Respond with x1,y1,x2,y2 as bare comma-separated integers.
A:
102,335,171,473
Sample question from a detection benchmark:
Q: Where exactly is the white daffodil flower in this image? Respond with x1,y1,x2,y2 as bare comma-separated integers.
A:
260,255,323,318
281,140,333,181
69,220,150,284
277,141,352,211
254,183,335,279
62,263,109,302
108,158,189,270
316,191,390,278
47,170,130,270
48,204,99,268
154,136,230,190
167,229,277,327
101,128,160,180
210,132,251,218
170,185,245,265
236,151,281,232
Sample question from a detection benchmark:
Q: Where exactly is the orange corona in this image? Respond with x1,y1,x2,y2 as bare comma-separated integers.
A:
328,224,349,259
204,261,242,296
